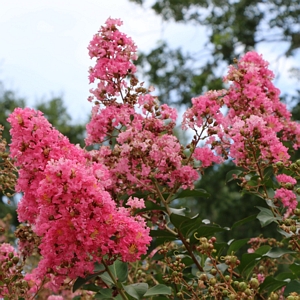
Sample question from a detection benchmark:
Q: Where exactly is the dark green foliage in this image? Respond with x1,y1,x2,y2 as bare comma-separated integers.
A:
192,163,280,241
0,83,25,144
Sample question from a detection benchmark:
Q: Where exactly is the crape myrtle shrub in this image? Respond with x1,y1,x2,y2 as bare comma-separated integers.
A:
1,17,300,300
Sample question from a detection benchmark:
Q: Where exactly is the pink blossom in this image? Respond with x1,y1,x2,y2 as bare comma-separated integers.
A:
160,104,178,121
47,296,64,300
193,147,222,167
127,197,145,209
0,243,17,261
8,108,151,290
276,174,297,185
24,272,42,294
87,18,137,102
274,188,298,210
184,51,300,169
257,273,265,283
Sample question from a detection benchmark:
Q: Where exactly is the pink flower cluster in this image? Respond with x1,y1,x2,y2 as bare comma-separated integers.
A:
0,243,19,297
276,174,297,185
88,17,137,102
85,19,198,194
183,52,300,167
0,243,16,261
274,188,298,214
8,107,151,289
90,114,199,195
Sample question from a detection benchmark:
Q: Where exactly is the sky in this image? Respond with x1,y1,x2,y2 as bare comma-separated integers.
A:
0,0,205,123
1,0,299,124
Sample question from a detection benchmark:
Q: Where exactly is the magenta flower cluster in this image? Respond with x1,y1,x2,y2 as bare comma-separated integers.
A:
8,107,150,289
184,52,300,167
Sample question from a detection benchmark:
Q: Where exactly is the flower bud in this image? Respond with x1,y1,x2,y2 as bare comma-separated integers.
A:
210,268,217,275
249,278,259,289
239,281,247,291
209,277,217,286
12,256,19,264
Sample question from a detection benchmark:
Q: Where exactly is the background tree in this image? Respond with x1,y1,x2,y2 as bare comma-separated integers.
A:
131,0,300,106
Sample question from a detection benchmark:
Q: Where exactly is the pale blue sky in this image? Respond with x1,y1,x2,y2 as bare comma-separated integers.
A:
1,0,299,123
0,0,164,121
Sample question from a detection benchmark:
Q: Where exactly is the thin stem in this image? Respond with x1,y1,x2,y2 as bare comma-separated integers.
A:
30,277,47,300
178,231,203,272
153,180,204,272
103,260,128,300
251,146,281,217
164,225,178,236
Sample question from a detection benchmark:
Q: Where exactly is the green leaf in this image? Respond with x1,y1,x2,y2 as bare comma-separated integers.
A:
73,263,105,292
169,207,187,216
231,214,256,230
263,166,274,179
170,213,201,237
275,272,297,281
145,236,175,255
263,177,275,189
110,260,128,282
83,283,102,292
283,280,300,296
277,227,293,238
227,238,249,254
94,290,123,300
73,273,102,292
247,175,260,186
99,272,115,286
170,213,226,244
181,256,194,267
123,283,148,299
138,201,166,213
214,242,227,257
96,288,113,298
175,188,210,199
226,169,242,183
94,263,106,272
238,253,261,277
150,229,177,239
259,276,286,293
216,263,228,274
262,248,296,258
143,284,172,297
256,206,278,227
265,199,277,208
99,260,128,286
289,262,300,276
255,245,271,255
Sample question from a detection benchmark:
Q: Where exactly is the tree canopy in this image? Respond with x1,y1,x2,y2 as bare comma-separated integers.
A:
131,0,300,105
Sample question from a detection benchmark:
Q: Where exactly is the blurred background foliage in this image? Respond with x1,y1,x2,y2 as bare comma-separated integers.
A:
1,0,300,243
131,0,300,106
